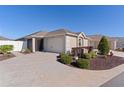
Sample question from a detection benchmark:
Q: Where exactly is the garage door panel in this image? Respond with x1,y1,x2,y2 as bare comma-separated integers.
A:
46,36,64,53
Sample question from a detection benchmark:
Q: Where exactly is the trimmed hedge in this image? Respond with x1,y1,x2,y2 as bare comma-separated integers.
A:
60,52,72,64
82,53,91,59
76,58,90,69
0,45,13,54
89,51,96,58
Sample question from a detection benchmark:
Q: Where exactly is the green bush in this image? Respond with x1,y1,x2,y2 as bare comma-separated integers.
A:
98,36,110,55
89,51,97,58
82,53,91,59
0,45,13,54
76,58,90,69
22,48,32,53
60,53,72,64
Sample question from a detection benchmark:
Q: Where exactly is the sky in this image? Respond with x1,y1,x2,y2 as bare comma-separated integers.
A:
0,5,124,39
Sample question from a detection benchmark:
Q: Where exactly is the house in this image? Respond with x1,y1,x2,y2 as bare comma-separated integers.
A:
88,35,117,50
17,29,90,53
110,37,124,49
0,36,11,40
0,36,23,51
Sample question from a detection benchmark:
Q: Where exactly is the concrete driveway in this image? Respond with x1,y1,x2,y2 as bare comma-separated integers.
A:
101,72,124,87
100,51,124,87
0,52,124,87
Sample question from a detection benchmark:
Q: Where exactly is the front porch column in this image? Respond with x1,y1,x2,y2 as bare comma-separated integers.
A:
32,38,36,52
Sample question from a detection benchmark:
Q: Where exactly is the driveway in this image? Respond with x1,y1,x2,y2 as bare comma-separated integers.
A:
101,72,124,87
0,52,124,87
100,51,124,87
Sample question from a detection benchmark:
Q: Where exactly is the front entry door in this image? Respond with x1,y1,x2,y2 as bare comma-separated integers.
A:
39,39,44,51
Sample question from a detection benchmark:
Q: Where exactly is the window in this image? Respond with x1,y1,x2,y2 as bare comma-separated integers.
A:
79,39,81,47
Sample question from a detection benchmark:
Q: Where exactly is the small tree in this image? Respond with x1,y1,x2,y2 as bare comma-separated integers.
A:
98,36,110,55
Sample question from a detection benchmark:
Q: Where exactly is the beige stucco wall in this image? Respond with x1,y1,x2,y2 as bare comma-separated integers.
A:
43,33,90,53
44,35,65,53
65,35,77,52
82,39,89,46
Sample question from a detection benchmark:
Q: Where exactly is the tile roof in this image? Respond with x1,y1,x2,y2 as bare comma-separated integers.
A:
45,29,78,37
16,28,88,40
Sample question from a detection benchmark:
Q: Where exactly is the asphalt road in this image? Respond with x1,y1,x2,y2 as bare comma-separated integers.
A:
101,72,124,87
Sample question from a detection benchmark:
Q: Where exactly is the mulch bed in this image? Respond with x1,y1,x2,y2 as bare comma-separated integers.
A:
90,56,124,70
57,55,124,70
0,54,15,61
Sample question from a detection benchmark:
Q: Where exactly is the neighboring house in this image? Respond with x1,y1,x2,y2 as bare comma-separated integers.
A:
17,29,90,53
88,35,117,50
0,36,23,51
110,37,124,49
0,36,11,40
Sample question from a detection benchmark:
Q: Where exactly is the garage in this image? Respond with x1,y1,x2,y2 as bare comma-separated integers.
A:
44,35,65,53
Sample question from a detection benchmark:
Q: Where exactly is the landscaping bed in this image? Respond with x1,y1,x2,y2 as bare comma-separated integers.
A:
58,54,124,70
0,53,15,61
90,56,124,70
0,45,15,61
57,36,124,70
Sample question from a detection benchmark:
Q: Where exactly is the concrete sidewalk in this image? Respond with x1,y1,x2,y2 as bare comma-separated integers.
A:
0,52,124,86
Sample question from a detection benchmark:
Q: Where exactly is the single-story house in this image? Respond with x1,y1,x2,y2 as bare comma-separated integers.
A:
0,36,11,40
88,35,117,50
0,36,23,51
17,29,90,53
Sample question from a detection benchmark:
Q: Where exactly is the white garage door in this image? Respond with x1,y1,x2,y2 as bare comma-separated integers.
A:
45,36,64,53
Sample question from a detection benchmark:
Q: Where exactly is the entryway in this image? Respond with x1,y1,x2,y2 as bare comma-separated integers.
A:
27,38,44,52
35,38,44,51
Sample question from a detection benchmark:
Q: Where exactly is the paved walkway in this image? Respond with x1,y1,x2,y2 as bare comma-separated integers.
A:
112,51,124,57
0,52,124,86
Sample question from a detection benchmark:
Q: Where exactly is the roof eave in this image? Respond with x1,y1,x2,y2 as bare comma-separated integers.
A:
66,33,78,37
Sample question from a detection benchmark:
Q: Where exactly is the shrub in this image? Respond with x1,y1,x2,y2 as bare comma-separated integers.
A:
22,48,32,54
76,58,90,69
60,52,65,62
89,51,97,58
98,36,110,55
0,45,13,54
82,53,91,59
60,53,72,64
